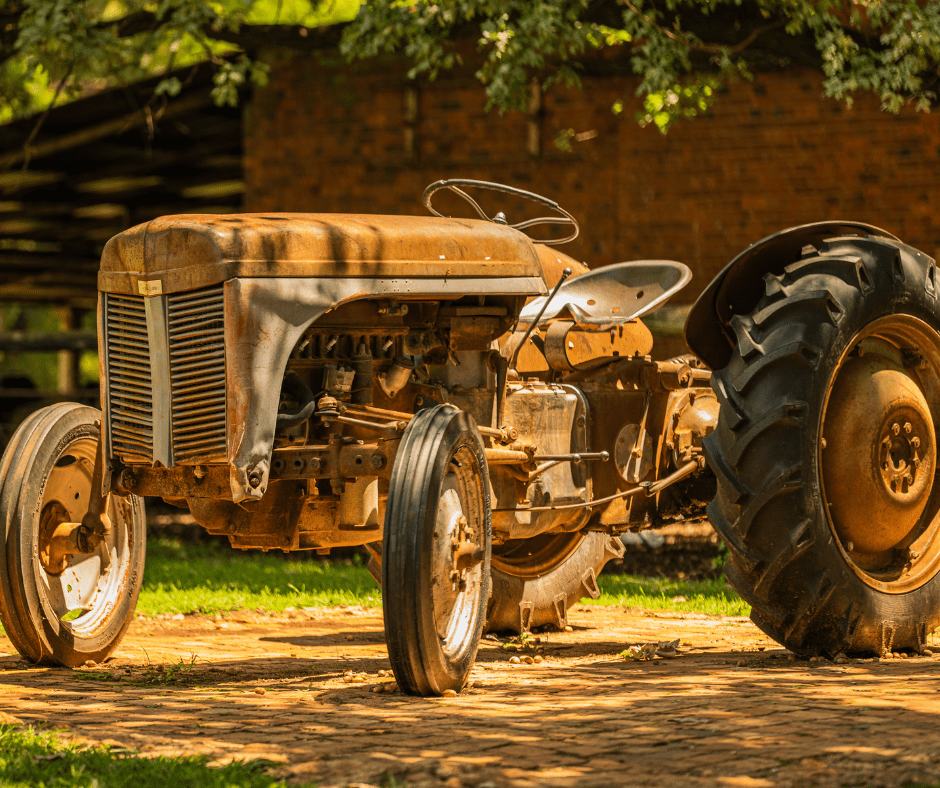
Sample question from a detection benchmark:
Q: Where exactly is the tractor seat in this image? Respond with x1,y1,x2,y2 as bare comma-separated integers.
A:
519,260,691,329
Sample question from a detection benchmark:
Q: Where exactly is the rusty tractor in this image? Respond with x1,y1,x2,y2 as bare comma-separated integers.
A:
1,180,938,694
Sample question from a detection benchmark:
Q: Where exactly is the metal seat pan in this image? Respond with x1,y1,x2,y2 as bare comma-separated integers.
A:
518,260,691,329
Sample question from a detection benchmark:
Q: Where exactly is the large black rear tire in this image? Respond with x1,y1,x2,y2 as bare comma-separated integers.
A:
383,404,491,695
706,235,940,656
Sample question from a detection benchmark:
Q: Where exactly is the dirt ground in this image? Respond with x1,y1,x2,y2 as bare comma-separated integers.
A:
2,606,939,788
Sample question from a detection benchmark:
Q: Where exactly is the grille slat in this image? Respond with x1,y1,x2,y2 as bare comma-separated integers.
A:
109,350,150,362
169,317,224,336
107,328,148,340
171,376,227,396
170,363,225,381
167,286,227,464
108,360,152,374
108,380,151,392
108,333,149,344
110,399,153,415
173,416,226,431
171,378,227,394
108,370,152,385
110,409,154,428
106,295,154,463
168,350,226,366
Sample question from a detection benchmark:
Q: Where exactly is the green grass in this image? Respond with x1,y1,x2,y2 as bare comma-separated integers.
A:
0,537,747,626
593,573,749,617
136,537,746,618
0,725,288,788
137,538,379,616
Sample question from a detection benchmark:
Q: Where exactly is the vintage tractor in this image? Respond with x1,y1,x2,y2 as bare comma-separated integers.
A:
1,180,938,695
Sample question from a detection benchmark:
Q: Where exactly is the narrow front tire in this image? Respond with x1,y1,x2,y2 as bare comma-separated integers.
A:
383,404,492,695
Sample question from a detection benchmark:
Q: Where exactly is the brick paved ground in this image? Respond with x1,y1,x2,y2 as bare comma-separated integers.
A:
1,606,939,788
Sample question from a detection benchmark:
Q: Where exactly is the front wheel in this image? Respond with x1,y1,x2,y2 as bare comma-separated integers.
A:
706,235,940,656
0,403,146,666
383,404,491,695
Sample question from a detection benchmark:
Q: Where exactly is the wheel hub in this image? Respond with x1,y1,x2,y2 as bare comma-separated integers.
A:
431,460,486,648
822,357,936,556
879,419,925,496
38,504,94,576
449,514,482,590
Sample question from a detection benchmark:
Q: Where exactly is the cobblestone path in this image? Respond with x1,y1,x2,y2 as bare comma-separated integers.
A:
2,606,938,788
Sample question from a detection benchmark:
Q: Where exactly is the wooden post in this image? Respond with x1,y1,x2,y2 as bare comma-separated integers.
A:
57,307,81,395
404,84,419,163
527,79,541,157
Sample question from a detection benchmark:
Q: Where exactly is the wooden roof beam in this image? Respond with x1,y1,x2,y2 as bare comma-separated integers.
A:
0,90,214,173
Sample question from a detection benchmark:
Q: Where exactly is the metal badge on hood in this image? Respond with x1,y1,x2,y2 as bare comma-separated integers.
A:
137,279,163,296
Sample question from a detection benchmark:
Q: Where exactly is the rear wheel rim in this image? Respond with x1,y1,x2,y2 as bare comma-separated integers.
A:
820,314,940,593
491,533,585,578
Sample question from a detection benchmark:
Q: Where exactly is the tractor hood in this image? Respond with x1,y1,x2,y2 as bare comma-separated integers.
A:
98,213,545,295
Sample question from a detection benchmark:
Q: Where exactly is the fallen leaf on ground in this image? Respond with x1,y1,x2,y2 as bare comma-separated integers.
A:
620,639,681,661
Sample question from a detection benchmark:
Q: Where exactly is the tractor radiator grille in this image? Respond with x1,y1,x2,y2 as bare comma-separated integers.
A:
106,294,154,463
104,285,227,466
167,286,227,463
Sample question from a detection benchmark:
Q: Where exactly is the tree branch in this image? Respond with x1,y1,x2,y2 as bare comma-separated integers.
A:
207,22,348,51
110,10,163,38
17,63,73,172
622,1,787,56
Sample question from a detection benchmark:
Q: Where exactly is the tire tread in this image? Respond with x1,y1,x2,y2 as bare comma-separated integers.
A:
706,236,940,655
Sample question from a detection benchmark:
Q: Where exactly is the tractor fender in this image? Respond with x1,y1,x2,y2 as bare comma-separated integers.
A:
683,220,899,370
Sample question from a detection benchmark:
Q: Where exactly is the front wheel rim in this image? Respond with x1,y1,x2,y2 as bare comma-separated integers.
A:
35,435,133,635
429,444,487,659
820,314,940,593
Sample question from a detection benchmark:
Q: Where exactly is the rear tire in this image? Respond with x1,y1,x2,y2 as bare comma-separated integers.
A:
383,404,491,695
0,403,146,666
705,235,940,656
486,532,624,632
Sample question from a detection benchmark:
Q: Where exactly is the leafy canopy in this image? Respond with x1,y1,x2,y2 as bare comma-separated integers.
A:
342,1,940,131
0,0,358,124
3,0,940,132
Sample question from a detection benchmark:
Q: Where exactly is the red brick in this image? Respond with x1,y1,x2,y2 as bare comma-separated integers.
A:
245,54,940,301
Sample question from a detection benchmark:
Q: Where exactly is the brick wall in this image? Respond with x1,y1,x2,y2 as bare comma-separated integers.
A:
245,50,940,304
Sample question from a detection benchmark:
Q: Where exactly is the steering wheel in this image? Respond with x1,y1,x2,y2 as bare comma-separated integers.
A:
422,179,579,246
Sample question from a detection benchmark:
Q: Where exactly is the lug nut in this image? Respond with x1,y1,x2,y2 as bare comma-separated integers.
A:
904,422,913,434
892,423,901,436
912,437,921,448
